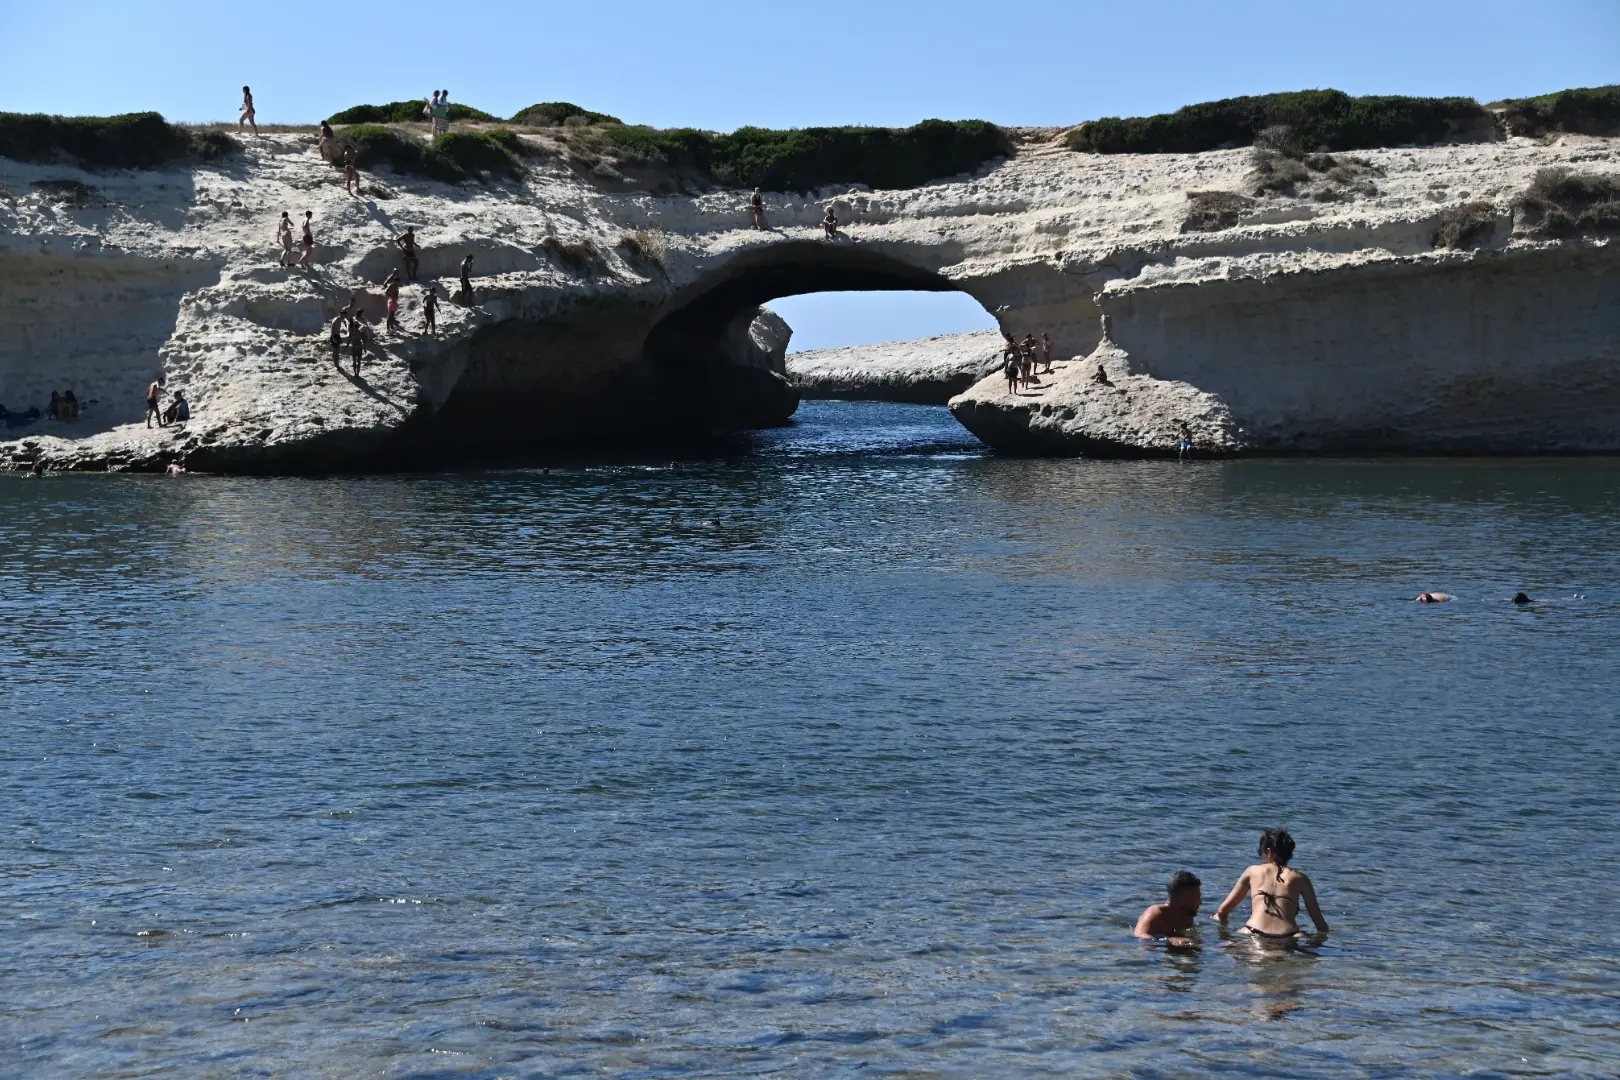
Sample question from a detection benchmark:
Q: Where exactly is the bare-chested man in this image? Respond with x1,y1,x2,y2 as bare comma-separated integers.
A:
298,211,315,267
275,211,294,266
329,310,347,367
1213,828,1330,939
348,310,367,377
1134,871,1202,946
421,286,438,334
750,188,766,229
145,380,164,428
1416,592,1453,603
395,227,420,281
239,86,257,136
1041,332,1054,373
383,270,402,332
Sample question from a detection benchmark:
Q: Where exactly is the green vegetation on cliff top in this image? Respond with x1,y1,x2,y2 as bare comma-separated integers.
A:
327,101,499,125
1496,85,1620,138
509,102,623,127
329,125,522,183
0,111,238,169
605,119,1010,191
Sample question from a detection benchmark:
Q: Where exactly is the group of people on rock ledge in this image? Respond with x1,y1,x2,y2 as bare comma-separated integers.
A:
1001,331,1056,393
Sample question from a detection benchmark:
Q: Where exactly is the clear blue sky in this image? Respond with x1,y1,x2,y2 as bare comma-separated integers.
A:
6,0,1615,348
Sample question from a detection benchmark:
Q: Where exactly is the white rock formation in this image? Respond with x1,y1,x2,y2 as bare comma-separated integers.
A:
786,329,1004,403
1,126,1616,470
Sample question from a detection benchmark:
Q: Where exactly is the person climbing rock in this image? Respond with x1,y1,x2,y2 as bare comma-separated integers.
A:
383,270,402,332
395,227,420,281
750,188,766,229
459,254,475,304
299,210,315,267
275,211,294,266
239,86,257,136
421,286,439,334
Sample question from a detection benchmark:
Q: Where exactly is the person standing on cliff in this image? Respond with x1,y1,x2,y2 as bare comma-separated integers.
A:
750,188,766,229
1041,332,1055,374
421,285,439,334
329,310,347,367
382,270,402,332
1020,334,1039,386
275,212,294,266
459,254,475,305
344,148,361,197
395,228,420,282
348,310,368,377
145,380,165,428
319,120,336,162
239,86,257,136
298,210,315,268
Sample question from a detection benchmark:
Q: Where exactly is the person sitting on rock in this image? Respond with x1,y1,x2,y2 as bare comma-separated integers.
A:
1177,421,1193,460
1091,364,1113,386
161,389,189,426
750,188,766,229
395,227,420,282
422,285,439,334
822,207,839,239
383,270,402,332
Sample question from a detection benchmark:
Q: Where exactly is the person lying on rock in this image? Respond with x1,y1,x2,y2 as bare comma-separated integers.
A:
1135,871,1202,947
421,286,438,334
395,228,420,281
822,208,838,239
383,271,402,332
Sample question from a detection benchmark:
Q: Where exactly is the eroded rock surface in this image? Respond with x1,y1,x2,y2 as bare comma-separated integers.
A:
787,330,1003,404
1,128,1617,470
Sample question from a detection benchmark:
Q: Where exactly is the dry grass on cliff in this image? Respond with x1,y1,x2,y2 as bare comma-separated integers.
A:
1515,168,1620,237
1180,190,1256,232
617,229,667,273
1433,201,1499,248
1248,145,1380,200
542,236,609,277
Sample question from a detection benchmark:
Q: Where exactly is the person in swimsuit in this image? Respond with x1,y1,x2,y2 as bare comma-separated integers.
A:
1177,420,1193,461
299,211,315,267
1003,338,1020,394
1512,592,1532,605
1021,334,1039,387
1041,332,1054,374
319,121,336,162
459,254,475,304
239,86,257,136
275,211,294,266
1134,871,1202,946
382,270,402,332
822,207,839,239
348,311,367,377
1415,592,1452,603
1213,828,1330,939
421,286,438,334
344,148,361,197
750,188,766,229
395,228,420,281
329,311,347,366
145,380,164,428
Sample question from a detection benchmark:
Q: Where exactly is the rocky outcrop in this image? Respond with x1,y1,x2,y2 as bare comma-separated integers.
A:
1,127,1617,471
786,330,1003,403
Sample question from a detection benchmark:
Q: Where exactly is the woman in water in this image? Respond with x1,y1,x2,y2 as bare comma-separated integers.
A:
1213,828,1330,939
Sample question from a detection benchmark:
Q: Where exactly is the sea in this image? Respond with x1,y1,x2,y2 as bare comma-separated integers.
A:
4,401,1618,1078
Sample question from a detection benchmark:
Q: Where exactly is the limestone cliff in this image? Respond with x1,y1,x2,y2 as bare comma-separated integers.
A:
0,125,1616,471
787,330,1003,404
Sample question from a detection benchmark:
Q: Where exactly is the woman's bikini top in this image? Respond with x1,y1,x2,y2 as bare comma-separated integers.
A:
1255,865,1298,922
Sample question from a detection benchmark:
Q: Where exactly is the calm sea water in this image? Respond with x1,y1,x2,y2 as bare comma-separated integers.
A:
4,402,1619,1078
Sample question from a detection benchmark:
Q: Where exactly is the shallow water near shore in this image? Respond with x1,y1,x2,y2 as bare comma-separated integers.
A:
4,401,1619,1078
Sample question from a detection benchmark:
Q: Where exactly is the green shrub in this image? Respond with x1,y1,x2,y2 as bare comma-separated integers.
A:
604,119,1008,191
1067,90,1487,155
510,102,623,127
433,129,522,178
1516,167,1620,237
0,111,191,169
330,124,525,183
327,100,499,125
1499,85,1620,138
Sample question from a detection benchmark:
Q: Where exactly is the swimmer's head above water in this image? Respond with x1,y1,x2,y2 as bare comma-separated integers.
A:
1416,592,1452,603
1167,870,1202,912
1259,827,1295,866
1512,592,1531,605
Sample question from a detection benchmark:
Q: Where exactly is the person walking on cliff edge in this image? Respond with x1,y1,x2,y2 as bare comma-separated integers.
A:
383,270,402,332
275,211,294,266
239,86,257,136
421,285,438,335
750,188,766,229
459,254,475,305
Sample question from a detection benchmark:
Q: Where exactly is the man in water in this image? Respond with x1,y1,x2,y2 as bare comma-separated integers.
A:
750,188,766,229
395,227,420,281
1135,871,1202,945
1416,592,1453,603
1512,592,1532,605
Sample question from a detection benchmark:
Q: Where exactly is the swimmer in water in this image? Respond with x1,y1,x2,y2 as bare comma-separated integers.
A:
1512,592,1532,605
1416,592,1452,603
1134,871,1202,947
1213,828,1330,939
